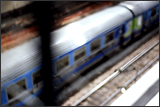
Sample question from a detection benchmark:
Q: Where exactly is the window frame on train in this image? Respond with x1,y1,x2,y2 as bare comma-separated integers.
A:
32,71,42,87
126,20,132,32
74,46,86,62
119,26,123,35
103,31,116,49
55,55,69,74
6,78,27,100
137,15,143,27
105,31,114,45
90,38,101,53
150,7,157,18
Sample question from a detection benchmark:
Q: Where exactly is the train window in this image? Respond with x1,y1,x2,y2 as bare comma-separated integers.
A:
127,21,132,31
119,26,123,34
105,32,114,44
137,15,142,26
7,79,26,100
32,71,42,86
56,55,69,73
74,46,86,61
151,8,156,17
90,38,100,52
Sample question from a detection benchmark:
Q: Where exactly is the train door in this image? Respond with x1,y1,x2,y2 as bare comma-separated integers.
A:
133,15,143,38
121,19,133,45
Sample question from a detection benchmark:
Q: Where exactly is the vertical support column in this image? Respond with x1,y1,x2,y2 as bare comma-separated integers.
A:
33,1,59,106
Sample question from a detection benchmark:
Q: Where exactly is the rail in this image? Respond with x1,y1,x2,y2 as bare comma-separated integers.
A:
71,40,159,106
100,55,159,106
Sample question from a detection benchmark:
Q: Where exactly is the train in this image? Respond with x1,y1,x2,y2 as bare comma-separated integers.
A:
1,1,159,106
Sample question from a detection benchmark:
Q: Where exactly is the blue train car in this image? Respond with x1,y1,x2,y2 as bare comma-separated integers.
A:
1,1,159,106
119,1,159,38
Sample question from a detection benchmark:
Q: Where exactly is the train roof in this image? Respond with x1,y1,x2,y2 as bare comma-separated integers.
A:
119,1,159,16
1,37,42,85
1,5,133,85
51,5,132,58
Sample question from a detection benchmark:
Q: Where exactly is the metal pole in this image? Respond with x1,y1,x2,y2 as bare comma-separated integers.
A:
33,1,58,105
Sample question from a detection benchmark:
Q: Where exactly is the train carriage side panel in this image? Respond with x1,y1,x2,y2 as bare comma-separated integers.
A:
148,4,159,25
1,90,8,106
133,15,143,31
53,25,133,87
119,1,159,37
1,5,133,105
133,15,144,38
122,20,133,38
121,19,134,45
142,4,159,29
50,6,133,85
1,70,44,106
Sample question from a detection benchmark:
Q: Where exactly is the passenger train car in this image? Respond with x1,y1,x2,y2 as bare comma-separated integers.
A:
1,1,159,106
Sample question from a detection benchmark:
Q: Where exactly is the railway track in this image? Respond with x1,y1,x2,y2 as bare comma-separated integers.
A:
62,32,159,106
72,40,159,106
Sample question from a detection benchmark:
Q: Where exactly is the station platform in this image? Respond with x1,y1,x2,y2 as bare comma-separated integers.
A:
110,62,159,106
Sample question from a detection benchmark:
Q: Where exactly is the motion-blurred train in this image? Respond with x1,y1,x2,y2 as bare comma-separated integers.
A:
1,1,159,106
